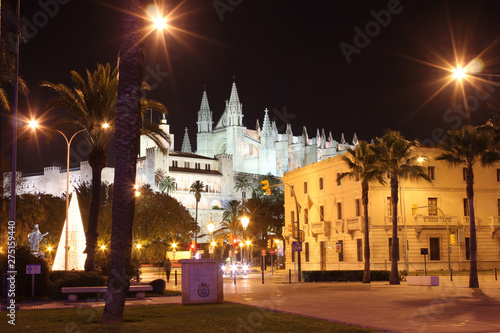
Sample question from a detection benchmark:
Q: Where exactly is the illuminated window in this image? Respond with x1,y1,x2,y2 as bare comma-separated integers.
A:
428,166,435,180
428,198,437,216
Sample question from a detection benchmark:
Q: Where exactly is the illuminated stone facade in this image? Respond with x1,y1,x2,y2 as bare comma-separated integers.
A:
281,147,500,272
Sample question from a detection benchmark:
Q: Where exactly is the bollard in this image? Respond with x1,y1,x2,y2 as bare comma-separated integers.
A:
289,269,291,284
136,269,140,282
495,268,497,281
450,268,453,281
262,270,264,284
175,270,178,286
234,273,236,285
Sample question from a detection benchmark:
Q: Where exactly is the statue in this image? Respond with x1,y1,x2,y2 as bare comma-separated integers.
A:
28,224,48,253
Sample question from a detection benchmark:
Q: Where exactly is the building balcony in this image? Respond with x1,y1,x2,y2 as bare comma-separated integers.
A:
346,217,362,232
311,221,331,235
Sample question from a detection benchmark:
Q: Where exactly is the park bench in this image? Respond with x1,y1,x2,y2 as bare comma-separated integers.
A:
61,285,153,301
406,276,439,286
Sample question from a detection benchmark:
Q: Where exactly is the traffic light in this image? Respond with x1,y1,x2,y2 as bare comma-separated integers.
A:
260,180,271,195
412,204,419,215
450,233,456,245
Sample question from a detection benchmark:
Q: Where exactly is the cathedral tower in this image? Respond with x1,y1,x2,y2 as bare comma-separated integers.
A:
196,89,214,157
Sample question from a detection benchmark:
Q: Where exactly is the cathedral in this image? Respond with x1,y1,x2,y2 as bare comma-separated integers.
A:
8,80,359,244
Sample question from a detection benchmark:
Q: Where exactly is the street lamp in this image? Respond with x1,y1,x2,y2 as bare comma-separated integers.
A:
207,219,215,259
241,216,249,264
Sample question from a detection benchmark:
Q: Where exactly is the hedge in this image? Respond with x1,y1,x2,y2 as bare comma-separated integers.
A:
302,270,390,282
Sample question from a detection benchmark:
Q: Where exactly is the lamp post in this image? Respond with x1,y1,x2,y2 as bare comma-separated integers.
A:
241,216,249,264
55,129,85,271
207,219,215,258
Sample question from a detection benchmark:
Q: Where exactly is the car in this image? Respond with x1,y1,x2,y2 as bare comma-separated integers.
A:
221,262,249,276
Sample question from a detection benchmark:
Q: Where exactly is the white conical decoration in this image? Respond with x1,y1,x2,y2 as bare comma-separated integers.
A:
52,192,87,270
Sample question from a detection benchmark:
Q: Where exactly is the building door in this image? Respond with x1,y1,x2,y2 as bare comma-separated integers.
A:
320,242,327,270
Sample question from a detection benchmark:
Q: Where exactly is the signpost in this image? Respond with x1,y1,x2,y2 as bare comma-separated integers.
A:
261,250,266,284
335,242,342,253
292,241,302,252
26,264,41,297
269,249,276,275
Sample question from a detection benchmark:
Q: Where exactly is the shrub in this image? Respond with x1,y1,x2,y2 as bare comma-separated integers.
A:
0,246,49,298
48,271,107,299
149,278,166,293
302,270,390,282
95,250,141,278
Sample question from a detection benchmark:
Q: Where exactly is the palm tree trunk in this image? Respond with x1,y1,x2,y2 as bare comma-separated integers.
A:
390,174,400,285
102,0,145,324
85,147,107,271
362,180,370,283
195,200,198,244
466,164,479,288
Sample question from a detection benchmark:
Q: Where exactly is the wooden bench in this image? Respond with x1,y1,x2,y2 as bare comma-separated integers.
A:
406,276,439,286
61,285,153,301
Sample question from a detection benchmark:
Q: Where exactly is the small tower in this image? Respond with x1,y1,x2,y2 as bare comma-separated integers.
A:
259,109,277,175
225,79,243,127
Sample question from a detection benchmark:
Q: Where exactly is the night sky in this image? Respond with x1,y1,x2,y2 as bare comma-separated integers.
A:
2,0,500,174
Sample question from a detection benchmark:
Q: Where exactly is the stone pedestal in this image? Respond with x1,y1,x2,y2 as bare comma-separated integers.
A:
179,259,224,304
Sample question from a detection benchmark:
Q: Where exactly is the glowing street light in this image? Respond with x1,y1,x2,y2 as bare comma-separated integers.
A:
100,245,106,250
452,66,467,81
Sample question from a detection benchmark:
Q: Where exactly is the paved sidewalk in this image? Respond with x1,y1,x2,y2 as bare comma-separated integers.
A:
10,271,500,332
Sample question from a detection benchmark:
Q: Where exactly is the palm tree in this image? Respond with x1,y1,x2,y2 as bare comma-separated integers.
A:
221,200,243,262
190,180,205,244
337,141,385,283
436,125,500,288
42,63,168,272
234,174,253,200
155,169,176,195
102,0,147,323
370,130,430,285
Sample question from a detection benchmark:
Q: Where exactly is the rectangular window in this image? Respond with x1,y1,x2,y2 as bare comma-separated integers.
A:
291,211,295,225
428,198,438,216
304,208,309,224
355,199,361,217
386,197,392,216
430,237,440,260
320,206,325,221
184,161,190,168
465,237,470,260
338,240,344,262
497,169,500,182
172,160,178,167
305,242,310,262
356,239,363,262
304,182,308,194
463,198,469,216
463,167,467,181
428,166,435,180
319,177,324,190
388,238,400,261
290,185,294,197
337,202,342,220
336,173,341,186
195,163,201,170
205,164,210,171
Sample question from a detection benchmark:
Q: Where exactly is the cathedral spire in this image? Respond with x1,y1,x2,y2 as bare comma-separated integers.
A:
353,133,359,146
197,88,213,133
225,79,243,126
181,127,192,153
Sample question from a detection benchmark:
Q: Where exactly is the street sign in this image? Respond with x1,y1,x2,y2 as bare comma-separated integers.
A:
335,242,342,253
269,249,276,255
292,241,302,252
420,248,428,255
261,249,266,256
26,264,41,275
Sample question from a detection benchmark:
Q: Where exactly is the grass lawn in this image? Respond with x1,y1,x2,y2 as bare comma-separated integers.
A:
1,303,378,333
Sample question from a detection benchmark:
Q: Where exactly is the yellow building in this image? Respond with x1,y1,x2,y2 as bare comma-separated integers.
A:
281,147,500,272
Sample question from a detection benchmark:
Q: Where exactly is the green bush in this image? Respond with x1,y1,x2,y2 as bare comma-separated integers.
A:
0,246,49,298
149,279,166,293
95,250,141,278
48,271,107,299
302,270,390,282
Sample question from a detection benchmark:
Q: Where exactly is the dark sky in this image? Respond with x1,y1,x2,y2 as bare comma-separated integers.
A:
2,0,500,174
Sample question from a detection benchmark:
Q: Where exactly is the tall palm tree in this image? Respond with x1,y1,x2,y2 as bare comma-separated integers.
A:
370,130,430,285
337,141,385,283
190,180,205,244
155,169,176,195
234,174,253,200
101,0,147,323
436,125,500,288
221,200,243,262
42,63,168,272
